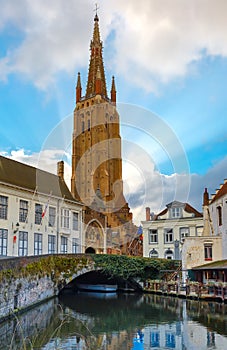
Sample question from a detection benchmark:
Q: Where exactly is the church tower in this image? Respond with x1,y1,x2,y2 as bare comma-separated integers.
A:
71,13,136,254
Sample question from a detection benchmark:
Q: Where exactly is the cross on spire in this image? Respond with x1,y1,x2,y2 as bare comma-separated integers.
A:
94,3,99,16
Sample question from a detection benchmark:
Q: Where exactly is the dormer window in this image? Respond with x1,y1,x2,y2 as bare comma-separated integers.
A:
171,207,181,218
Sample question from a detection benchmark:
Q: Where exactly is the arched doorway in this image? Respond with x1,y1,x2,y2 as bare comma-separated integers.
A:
85,220,105,254
85,247,96,254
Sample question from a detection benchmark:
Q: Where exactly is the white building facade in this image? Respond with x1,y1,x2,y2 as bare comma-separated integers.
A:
0,156,83,257
209,180,227,259
142,201,203,260
181,183,227,274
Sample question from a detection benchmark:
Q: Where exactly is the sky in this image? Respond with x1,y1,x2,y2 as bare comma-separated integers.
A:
0,0,227,224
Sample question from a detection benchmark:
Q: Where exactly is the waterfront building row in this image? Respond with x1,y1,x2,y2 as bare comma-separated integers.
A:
142,180,227,285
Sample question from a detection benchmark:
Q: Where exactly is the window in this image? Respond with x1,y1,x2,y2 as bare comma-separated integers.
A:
49,207,56,227
217,206,222,226
165,249,174,259
19,200,28,223
72,238,79,253
88,119,90,131
149,248,158,258
164,229,173,243
72,212,79,231
150,332,160,347
149,229,158,243
171,207,181,218
82,121,85,133
204,244,212,261
34,233,42,255
48,235,56,254
180,227,189,242
0,229,7,256
165,332,176,348
61,208,70,229
18,231,28,256
196,226,203,236
35,203,43,225
0,196,8,220
61,236,68,253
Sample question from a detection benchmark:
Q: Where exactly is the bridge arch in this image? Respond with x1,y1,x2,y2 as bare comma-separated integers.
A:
85,219,105,254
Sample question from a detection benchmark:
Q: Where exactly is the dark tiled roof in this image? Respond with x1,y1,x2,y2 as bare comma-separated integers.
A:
184,203,202,217
0,156,81,203
154,201,202,220
192,260,227,270
210,181,227,204
155,208,168,218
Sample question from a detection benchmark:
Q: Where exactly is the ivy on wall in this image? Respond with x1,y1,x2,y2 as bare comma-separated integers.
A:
93,255,180,281
0,254,180,284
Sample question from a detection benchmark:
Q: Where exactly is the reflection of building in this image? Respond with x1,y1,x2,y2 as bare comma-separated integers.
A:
142,201,203,259
141,295,227,349
0,156,83,256
71,13,136,254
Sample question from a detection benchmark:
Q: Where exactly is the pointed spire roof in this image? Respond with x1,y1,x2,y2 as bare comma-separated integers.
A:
85,13,107,98
111,75,116,103
76,72,82,103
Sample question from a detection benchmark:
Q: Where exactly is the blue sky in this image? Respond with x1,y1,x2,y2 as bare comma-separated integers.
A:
0,0,227,223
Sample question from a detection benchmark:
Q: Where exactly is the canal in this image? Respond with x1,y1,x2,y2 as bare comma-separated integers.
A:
0,292,227,349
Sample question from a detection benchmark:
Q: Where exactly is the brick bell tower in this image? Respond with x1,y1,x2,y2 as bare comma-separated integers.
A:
71,13,136,254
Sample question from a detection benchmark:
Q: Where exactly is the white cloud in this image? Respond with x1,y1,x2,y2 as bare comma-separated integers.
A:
124,154,227,224
0,0,227,91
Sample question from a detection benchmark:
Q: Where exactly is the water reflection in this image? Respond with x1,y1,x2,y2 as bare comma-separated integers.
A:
0,293,227,349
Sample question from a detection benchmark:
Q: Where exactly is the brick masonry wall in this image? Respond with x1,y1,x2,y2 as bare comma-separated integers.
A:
0,275,57,320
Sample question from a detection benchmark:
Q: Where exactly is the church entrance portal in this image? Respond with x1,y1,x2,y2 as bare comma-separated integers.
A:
85,247,96,254
85,220,104,254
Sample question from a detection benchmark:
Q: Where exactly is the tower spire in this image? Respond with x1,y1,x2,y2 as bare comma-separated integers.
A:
85,13,107,98
76,72,82,103
111,76,116,103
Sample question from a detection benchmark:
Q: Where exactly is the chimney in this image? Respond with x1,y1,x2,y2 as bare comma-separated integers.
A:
57,161,64,180
146,207,151,221
203,188,209,206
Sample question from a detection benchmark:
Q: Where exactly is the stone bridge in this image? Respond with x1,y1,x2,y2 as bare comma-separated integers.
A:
0,254,143,321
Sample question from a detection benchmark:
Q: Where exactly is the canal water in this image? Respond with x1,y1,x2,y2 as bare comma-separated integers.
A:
0,292,227,350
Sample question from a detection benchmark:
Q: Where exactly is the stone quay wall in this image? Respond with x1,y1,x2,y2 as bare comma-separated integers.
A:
0,254,94,321
0,275,57,320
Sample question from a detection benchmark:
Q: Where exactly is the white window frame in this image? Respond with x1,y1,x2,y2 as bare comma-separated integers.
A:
48,207,56,227
72,212,79,231
0,196,8,220
165,249,174,260
72,238,79,253
19,200,28,223
18,231,28,256
171,207,181,218
179,227,189,242
149,248,159,258
61,236,68,253
48,234,56,254
204,244,213,261
34,233,42,255
61,208,70,229
164,229,173,244
149,229,158,244
0,229,7,256
35,203,43,225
